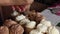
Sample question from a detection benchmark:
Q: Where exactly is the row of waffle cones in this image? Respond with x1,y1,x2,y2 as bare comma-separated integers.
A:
0,19,24,34
0,10,59,34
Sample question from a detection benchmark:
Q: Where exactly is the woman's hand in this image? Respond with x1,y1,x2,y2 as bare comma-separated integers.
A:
0,0,13,6
0,0,26,6
0,0,34,6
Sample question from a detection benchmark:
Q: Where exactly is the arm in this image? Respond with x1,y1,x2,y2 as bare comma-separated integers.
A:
0,0,23,6
0,0,13,6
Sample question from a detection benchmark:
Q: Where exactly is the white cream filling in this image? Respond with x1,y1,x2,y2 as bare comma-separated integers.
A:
48,26,59,34
16,15,26,21
30,29,43,34
19,18,30,25
26,21,36,28
40,20,51,27
11,11,19,16
37,24,48,33
41,18,46,22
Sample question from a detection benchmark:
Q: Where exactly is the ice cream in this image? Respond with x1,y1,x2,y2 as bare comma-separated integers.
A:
24,21,36,34
25,10,37,21
19,18,30,25
35,12,44,24
48,26,59,34
16,15,26,21
37,24,48,33
40,20,52,27
26,21,36,29
11,11,19,17
30,29,43,34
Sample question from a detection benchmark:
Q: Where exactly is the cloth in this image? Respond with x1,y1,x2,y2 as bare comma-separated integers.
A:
41,9,60,26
